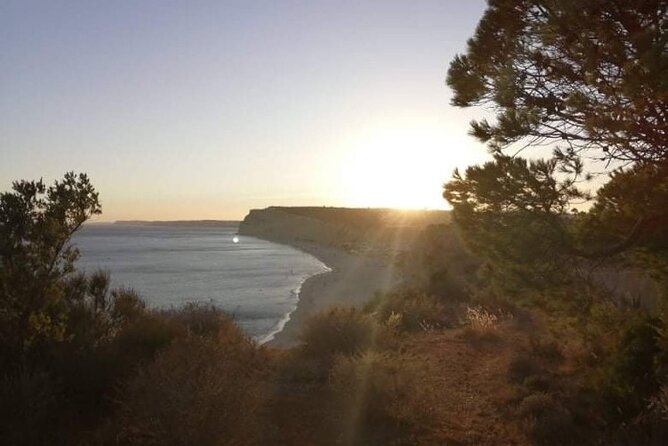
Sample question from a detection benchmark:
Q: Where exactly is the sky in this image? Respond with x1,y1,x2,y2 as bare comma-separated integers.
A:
1,0,491,221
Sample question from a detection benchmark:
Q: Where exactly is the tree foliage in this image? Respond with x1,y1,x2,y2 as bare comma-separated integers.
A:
445,156,668,287
444,155,585,287
447,0,667,166
0,172,101,368
444,1,668,287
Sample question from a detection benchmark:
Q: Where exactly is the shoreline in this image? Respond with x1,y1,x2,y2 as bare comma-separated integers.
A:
256,265,331,346
258,238,396,348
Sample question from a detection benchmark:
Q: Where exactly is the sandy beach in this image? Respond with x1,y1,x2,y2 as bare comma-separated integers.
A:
267,241,397,348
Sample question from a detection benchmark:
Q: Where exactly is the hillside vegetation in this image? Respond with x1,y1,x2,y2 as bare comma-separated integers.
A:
2,0,666,444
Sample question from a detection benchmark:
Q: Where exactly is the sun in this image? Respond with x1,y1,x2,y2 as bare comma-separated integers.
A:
340,124,472,210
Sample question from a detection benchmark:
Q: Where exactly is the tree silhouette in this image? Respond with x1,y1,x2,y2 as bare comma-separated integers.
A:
447,0,667,168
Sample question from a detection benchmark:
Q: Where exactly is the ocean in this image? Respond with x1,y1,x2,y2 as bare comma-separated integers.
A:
72,223,329,343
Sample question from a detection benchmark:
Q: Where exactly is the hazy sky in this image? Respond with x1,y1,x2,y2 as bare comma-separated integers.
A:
1,0,490,221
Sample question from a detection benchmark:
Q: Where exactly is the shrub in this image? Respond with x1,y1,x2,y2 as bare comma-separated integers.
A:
111,314,185,369
365,291,446,332
114,322,266,446
530,408,577,446
508,353,542,384
523,375,551,392
300,307,378,359
599,316,665,419
110,288,146,325
529,337,563,364
427,267,470,302
328,351,436,443
0,370,57,446
518,393,577,445
518,393,557,419
461,305,507,343
465,305,498,331
162,302,230,338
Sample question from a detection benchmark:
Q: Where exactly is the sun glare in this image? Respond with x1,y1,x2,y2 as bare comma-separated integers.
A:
341,124,475,210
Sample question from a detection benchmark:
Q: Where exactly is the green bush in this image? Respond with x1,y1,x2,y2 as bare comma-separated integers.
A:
600,317,665,419
365,291,446,332
300,307,379,359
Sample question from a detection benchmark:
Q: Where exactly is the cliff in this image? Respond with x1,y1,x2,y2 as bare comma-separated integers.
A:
238,206,450,255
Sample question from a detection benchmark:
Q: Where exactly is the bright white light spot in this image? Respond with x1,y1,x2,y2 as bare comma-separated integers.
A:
232,236,239,243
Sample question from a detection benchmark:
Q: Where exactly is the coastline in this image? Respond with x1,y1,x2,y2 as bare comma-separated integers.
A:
261,239,397,348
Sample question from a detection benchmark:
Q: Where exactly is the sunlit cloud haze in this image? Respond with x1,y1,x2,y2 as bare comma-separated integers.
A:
1,0,489,221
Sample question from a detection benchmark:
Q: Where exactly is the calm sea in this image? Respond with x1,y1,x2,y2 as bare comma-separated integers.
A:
72,223,328,343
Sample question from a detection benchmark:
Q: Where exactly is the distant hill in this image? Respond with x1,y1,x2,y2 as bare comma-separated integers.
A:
114,220,240,227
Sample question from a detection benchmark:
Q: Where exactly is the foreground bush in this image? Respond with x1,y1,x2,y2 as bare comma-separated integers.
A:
113,319,267,446
365,291,446,332
517,393,578,445
329,351,436,444
300,307,379,360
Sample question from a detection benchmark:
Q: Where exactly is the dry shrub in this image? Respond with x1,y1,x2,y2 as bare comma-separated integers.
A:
328,351,436,443
110,313,185,369
114,322,267,446
518,393,556,419
523,374,551,392
529,337,563,364
517,393,577,445
461,305,508,343
466,305,499,330
300,307,379,360
366,291,446,332
162,302,229,337
508,352,542,384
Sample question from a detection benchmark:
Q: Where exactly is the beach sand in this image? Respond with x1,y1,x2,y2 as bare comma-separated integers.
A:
267,241,397,348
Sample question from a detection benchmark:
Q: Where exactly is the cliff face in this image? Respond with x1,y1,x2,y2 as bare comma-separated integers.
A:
238,207,348,246
238,207,451,253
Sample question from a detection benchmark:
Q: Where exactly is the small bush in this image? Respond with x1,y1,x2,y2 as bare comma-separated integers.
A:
508,353,542,384
461,305,507,343
518,393,556,419
300,307,378,359
529,337,563,364
110,288,146,325
329,351,436,443
114,321,266,446
523,374,551,392
466,305,498,331
365,291,446,332
518,393,577,445
597,316,665,419
530,409,577,446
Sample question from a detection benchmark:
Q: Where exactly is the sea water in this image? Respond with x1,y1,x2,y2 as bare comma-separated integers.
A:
73,223,329,343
